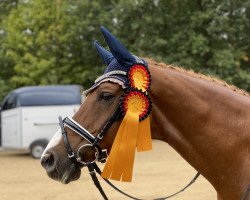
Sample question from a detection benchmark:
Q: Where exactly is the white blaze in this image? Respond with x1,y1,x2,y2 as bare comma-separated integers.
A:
41,129,62,158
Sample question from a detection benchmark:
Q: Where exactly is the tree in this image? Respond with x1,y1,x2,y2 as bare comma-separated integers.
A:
0,0,249,102
0,0,19,100
111,0,250,91
1,0,114,101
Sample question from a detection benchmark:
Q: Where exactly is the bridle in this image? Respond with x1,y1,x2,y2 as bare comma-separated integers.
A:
59,104,121,166
57,95,201,200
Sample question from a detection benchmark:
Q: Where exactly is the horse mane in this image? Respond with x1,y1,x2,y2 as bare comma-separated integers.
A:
146,58,249,97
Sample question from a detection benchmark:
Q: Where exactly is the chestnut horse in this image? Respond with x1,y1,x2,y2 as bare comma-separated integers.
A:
41,28,250,200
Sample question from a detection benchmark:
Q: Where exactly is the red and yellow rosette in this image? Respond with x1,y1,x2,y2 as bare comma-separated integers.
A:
102,64,152,182
128,64,151,92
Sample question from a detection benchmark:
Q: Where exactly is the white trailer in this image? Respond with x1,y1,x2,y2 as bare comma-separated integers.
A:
0,85,82,158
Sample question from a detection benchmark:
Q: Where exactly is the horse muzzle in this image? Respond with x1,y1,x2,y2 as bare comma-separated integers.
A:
41,150,81,184
41,151,56,173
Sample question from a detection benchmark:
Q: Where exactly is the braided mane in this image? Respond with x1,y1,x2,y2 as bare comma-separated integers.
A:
147,58,249,97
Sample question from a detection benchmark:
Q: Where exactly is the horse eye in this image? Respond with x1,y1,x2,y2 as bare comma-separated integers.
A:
99,92,114,102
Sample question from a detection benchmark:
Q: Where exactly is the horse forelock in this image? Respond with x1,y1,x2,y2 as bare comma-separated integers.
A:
146,58,249,97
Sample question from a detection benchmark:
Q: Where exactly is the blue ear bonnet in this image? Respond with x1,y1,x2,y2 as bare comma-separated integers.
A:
84,26,148,94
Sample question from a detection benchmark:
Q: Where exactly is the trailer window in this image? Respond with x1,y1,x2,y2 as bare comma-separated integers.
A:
2,94,17,110
19,91,80,106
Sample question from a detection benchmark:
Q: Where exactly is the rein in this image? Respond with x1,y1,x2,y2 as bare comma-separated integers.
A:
91,163,200,200
58,107,201,200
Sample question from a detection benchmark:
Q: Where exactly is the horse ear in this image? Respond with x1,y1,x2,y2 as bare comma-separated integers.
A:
100,26,135,67
94,40,114,65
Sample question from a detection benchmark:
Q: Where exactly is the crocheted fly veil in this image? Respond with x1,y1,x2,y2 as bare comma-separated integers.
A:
91,26,152,182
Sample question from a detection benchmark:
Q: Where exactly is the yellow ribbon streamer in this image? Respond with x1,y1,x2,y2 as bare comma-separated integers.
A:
137,116,152,152
102,110,139,181
101,116,126,180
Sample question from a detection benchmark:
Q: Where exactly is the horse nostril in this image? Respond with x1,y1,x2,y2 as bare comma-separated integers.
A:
41,152,55,171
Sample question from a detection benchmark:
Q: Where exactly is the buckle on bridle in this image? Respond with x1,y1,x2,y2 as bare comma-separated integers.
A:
98,149,108,163
68,152,75,158
97,133,104,140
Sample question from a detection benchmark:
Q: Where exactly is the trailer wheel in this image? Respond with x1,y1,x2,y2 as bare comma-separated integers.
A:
30,139,48,159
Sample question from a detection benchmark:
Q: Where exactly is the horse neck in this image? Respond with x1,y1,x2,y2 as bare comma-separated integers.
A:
148,63,250,199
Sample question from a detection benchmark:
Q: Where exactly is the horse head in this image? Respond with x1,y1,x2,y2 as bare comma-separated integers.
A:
41,26,152,184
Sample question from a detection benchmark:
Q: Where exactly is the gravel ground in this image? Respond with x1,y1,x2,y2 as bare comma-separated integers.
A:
0,140,216,200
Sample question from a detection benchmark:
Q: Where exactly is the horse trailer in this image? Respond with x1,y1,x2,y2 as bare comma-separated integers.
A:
0,85,82,158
